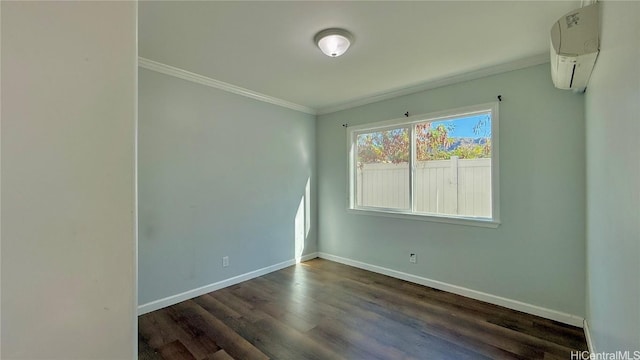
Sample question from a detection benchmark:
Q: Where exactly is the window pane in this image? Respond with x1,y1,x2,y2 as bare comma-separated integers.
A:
414,113,492,218
355,127,410,210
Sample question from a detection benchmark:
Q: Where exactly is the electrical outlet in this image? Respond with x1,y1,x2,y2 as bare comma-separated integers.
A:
409,253,417,264
222,256,229,267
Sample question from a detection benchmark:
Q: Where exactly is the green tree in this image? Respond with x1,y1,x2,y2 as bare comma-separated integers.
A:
357,128,409,165
450,140,491,159
356,120,490,165
416,123,453,160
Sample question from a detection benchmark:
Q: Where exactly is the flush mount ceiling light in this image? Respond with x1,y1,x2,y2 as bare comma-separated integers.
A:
314,28,353,58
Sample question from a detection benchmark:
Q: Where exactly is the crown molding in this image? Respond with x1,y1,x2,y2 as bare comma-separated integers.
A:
138,57,317,115
139,54,550,118
316,53,550,115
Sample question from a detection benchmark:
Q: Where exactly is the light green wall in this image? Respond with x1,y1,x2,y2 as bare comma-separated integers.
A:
138,68,317,305
317,64,586,317
585,1,640,352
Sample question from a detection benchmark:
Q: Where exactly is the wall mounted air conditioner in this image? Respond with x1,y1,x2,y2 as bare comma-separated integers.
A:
550,3,599,92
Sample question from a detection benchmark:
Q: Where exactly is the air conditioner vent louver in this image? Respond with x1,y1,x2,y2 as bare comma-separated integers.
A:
550,3,599,91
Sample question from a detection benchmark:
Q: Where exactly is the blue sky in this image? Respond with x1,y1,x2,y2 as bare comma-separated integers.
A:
431,113,491,138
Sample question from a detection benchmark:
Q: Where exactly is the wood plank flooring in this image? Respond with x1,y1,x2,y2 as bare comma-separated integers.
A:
138,259,587,359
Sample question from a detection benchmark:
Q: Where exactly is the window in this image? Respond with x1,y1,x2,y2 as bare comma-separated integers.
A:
348,103,499,227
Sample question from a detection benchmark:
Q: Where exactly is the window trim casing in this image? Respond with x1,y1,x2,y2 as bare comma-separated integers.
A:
347,102,500,228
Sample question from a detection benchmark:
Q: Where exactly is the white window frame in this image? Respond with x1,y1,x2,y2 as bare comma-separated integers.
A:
347,102,500,228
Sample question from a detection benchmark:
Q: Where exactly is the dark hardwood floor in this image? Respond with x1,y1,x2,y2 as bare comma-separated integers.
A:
138,259,587,360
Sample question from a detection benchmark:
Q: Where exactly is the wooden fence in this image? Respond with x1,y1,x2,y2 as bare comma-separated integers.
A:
356,157,491,217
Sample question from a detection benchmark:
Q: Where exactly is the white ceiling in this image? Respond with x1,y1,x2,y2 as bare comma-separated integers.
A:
139,1,580,114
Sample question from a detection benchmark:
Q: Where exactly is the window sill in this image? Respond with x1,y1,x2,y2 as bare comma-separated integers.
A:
346,208,500,228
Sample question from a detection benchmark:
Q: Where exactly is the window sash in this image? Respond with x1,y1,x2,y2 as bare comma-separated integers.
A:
348,102,500,227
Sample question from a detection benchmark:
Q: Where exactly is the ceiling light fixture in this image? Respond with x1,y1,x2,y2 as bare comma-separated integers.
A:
314,28,353,58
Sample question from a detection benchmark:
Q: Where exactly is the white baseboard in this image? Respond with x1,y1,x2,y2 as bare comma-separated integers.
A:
318,252,584,327
584,319,596,353
138,252,319,315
